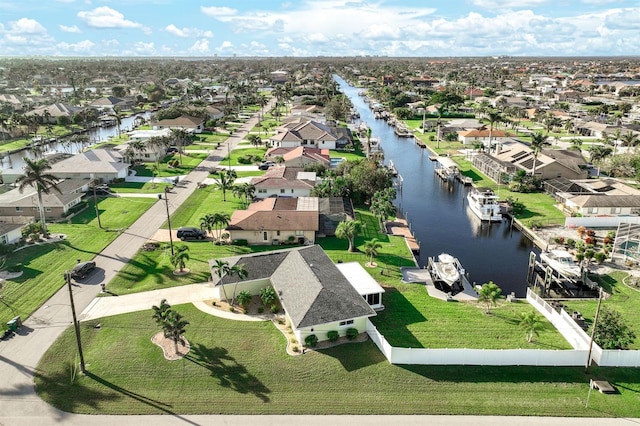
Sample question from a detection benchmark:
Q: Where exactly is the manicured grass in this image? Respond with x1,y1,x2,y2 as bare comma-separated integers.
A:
35,305,640,416
330,150,366,162
164,185,243,229
222,147,268,166
0,198,155,326
563,271,640,349
320,209,570,349
106,182,171,194
106,242,277,295
131,153,207,177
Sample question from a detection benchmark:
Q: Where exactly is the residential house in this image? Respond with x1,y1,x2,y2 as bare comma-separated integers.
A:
204,105,224,121
152,115,204,134
226,197,319,245
208,245,382,344
472,140,588,182
265,146,330,168
0,222,24,245
48,149,130,183
90,96,137,112
120,128,172,162
574,121,609,138
251,166,318,198
25,103,83,122
457,128,510,146
269,119,350,150
0,178,86,222
545,178,640,217
318,197,355,237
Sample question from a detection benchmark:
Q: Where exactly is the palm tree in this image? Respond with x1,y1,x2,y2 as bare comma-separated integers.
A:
212,259,231,301
213,212,231,241
15,157,61,237
162,309,189,353
229,263,248,306
236,290,252,311
111,106,123,137
620,131,639,152
170,244,190,273
529,132,550,177
588,145,613,177
213,169,236,202
519,311,543,343
200,213,216,240
364,238,382,267
335,219,363,252
152,299,172,325
477,281,502,314
485,109,503,153
170,128,190,165
232,182,255,207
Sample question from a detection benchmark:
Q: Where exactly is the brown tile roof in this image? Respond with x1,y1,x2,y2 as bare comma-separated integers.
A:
227,210,318,231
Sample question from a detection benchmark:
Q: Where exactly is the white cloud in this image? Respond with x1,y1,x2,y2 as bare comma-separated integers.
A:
60,24,81,33
189,39,209,53
58,39,95,52
200,6,237,17
6,18,47,34
165,24,213,38
77,6,148,31
470,0,550,8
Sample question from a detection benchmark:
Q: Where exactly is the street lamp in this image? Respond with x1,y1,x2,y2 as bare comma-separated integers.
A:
158,187,174,256
64,270,86,373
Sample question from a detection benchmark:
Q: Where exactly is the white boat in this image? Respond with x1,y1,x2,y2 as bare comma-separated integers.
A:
467,187,502,222
540,250,582,278
432,253,462,286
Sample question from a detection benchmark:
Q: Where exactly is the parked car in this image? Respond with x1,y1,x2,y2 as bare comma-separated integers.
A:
166,147,179,154
70,261,96,279
258,161,276,170
176,227,206,240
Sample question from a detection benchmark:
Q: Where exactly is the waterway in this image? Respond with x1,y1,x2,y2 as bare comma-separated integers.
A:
0,112,151,173
336,75,537,297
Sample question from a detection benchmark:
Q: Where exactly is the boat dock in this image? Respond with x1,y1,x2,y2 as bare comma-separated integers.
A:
386,218,420,255
400,266,478,302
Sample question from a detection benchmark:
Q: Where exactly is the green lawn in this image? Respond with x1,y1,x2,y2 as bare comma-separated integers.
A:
35,304,640,416
107,182,172,194
0,197,155,326
164,185,244,229
222,147,268,166
563,271,640,349
131,153,207,177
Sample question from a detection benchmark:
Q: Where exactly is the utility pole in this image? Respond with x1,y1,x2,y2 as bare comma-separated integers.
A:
227,142,231,169
158,188,174,256
65,270,86,373
585,286,603,370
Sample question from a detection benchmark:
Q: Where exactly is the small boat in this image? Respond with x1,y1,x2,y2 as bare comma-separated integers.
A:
432,253,462,286
540,249,582,278
467,187,502,222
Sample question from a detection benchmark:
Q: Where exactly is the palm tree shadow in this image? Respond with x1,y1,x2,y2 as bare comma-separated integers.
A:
184,343,271,402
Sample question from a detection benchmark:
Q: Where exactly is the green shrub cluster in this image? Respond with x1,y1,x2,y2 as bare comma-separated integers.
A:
305,334,318,347
346,328,359,340
327,330,339,342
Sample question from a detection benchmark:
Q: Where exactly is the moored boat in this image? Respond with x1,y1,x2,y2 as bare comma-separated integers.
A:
467,187,502,222
540,249,582,278
431,253,462,286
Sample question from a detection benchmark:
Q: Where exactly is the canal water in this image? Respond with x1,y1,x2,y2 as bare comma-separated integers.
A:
0,112,151,173
336,75,536,296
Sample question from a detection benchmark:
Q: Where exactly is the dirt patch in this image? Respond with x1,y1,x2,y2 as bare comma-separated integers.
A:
151,331,190,361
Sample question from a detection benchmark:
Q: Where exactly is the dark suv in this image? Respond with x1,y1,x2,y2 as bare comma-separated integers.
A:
176,227,206,240
70,261,96,279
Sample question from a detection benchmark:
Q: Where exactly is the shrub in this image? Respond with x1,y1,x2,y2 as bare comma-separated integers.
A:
270,304,280,314
594,252,607,264
232,239,248,246
292,346,299,353
304,334,318,348
346,328,359,340
257,306,264,314
566,238,576,249
327,330,339,342
553,236,565,245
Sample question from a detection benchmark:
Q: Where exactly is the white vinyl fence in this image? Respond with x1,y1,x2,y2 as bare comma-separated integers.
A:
364,289,640,367
565,216,640,229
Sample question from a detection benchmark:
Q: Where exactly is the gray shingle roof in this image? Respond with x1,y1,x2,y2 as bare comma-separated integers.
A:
209,245,375,328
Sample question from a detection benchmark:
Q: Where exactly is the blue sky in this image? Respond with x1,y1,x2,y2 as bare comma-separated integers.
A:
0,0,639,57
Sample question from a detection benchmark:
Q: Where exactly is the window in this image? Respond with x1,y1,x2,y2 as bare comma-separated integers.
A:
588,207,598,214
45,207,52,212
339,319,354,327
612,207,622,214
263,231,268,241
276,230,280,236
15,207,22,212
280,189,285,194
295,230,304,236
365,293,380,306
291,189,294,193
258,188,267,193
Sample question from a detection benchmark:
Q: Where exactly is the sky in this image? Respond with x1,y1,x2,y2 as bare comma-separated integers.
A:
0,0,639,58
